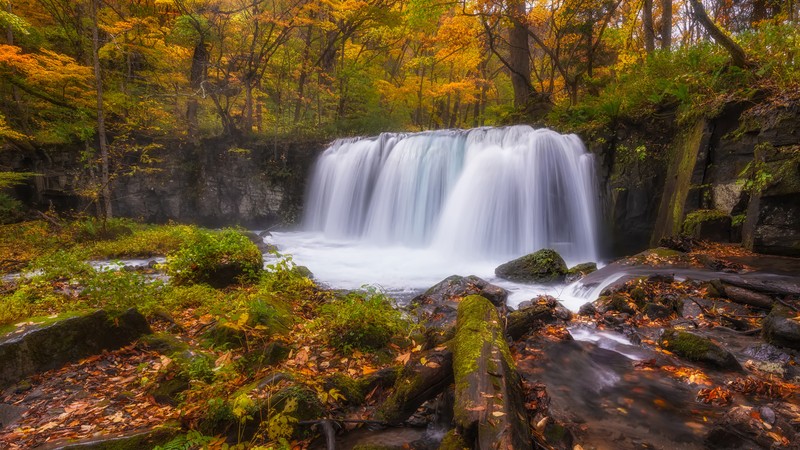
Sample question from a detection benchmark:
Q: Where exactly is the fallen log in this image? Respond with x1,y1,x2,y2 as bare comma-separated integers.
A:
452,295,532,449
505,301,560,341
722,285,774,309
375,348,453,424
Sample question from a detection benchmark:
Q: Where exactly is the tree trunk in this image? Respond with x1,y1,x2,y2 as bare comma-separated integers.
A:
452,296,532,449
508,0,532,109
688,0,749,67
661,0,673,50
91,0,111,219
187,40,208,139
643,0,656,53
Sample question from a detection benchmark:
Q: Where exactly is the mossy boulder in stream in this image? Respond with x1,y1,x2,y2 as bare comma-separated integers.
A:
494,249,567,283
659,329,741,370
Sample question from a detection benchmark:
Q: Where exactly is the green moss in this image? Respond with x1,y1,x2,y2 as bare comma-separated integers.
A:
272,385,324,421
438,429,469,450
452,295,514,395
326,373,370,405
376,370,423,422
495,248,568,283
659,329,713,361
166,228,263,287
682,209,728,236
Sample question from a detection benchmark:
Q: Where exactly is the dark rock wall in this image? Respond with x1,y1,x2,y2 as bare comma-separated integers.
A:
593,101,800,258
2,137,326,228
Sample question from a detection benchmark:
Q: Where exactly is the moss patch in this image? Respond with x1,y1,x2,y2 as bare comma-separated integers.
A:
682,209,728,236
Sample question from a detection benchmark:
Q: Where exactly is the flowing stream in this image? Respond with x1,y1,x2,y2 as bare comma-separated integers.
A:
271,125,602,309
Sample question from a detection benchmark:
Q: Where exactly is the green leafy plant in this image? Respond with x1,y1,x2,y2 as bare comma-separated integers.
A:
167,228,263,287
314,287,410,352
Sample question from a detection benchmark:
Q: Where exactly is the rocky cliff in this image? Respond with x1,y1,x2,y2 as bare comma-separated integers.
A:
595,99,800,257
2,136,325,228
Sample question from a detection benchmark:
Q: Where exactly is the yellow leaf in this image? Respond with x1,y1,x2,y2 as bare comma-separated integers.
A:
492,411,505,417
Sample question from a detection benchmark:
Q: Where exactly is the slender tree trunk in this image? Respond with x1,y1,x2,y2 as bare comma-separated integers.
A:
688,0,749,67
187,40,208,140
661,0,673,50
508,0,532,109
91,0,112,219
643,0,656,53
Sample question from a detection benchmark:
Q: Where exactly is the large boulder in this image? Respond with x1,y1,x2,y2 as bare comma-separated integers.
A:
411,275,508,343
762,305,800,350
658,329,741,370
0,309,151,388
494,249,568,283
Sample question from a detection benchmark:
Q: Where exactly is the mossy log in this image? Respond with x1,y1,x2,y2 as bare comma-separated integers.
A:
452,295,532,449
375,348,453,424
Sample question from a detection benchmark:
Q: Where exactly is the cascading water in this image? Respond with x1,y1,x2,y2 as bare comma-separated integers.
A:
303,125,599,263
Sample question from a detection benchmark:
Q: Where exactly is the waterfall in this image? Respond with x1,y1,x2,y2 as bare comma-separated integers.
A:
303,125,600,263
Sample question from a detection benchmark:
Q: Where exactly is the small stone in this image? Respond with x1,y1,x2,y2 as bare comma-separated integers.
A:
759,406,775,425
578,302,596,316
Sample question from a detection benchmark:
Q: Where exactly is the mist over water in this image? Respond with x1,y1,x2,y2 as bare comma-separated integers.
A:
273,125,603,309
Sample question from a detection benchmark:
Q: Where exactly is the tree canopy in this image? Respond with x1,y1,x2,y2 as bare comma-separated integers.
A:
0,0,797,145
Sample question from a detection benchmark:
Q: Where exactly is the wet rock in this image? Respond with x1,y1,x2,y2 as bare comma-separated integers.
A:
658,329,741,370
412,275,508,343
704,405,796,449
658,236,697,253
565,262,597,283
594,293,637,315
723,285,773,309
495,249,567,283
578,302,596,316
413,275,508,308
647,273,675,284
0,309,151,389
506,302,559,341
33,425,179,450
0,403,25,430
643,303,672,320
762,305,800,350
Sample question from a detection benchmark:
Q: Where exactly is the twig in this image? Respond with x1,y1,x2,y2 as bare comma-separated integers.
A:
776,297,799,312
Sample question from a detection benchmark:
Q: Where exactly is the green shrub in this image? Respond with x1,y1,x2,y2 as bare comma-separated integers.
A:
70,217,135,242
314,288,410,352
167,228,263,287
81,269,163,313
27,249,92,281
0,282,71,326
90,224,201,258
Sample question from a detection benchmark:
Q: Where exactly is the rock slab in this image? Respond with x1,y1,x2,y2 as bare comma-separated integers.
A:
0,309,151,388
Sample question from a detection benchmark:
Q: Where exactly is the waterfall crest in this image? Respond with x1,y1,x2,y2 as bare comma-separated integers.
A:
303,125,600,263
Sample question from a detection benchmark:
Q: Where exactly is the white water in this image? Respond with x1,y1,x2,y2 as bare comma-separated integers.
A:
272,125,604,310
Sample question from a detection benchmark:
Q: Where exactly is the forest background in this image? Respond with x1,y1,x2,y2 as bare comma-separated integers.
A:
0,0,798,218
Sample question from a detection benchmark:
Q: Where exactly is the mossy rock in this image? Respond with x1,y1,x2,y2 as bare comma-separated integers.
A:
151,376,190,406
594,293,637,315
324,373,371,405
566,262,598,282
272,385,324,421
682,209,732,242
762,305,800,350
291,265,314,279
139,332,190,355
204,322,246,349
241,341,291,372
629,286,648,304
494,249,568,283
659,329,741,370
438,429,469,450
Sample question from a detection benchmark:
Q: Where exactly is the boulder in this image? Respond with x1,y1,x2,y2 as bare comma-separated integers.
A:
411,275,508,343
762,305,800,350
658,329,741,370
34,426,179,450
506,301,560,341
0,309,151,388
494,249,568,283
682,209,732,242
